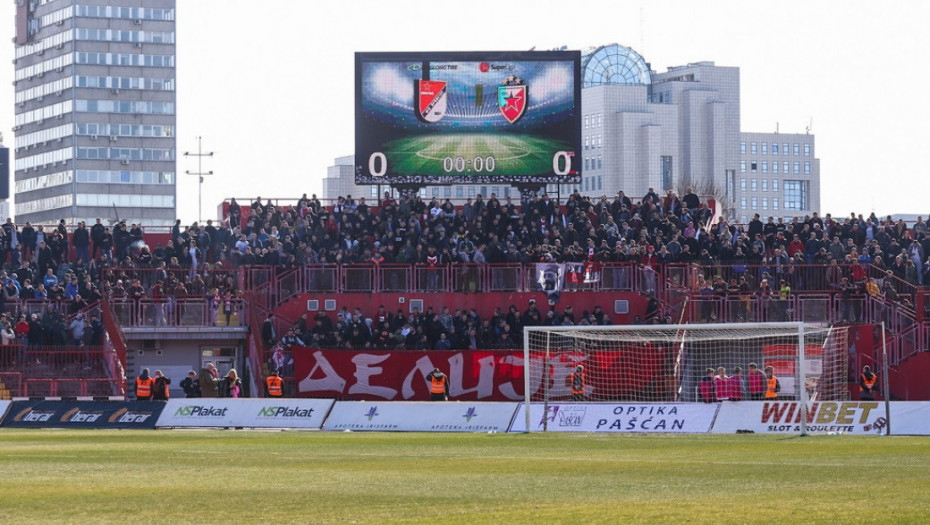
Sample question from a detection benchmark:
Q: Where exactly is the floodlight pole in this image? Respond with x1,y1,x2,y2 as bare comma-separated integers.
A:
184,136,214,224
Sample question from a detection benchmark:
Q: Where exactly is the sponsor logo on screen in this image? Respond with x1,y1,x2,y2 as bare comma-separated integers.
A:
174,405,229,418
256,406,316,419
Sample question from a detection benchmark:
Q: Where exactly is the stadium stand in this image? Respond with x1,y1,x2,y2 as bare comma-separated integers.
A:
1,191,929,399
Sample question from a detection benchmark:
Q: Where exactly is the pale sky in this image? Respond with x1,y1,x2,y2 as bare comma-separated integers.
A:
2,0,929,223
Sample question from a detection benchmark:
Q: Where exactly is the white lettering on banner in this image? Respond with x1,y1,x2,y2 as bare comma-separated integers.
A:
497,355,524,400
297,351,526,401
349,353,398,398
401,356,437,399
508,403,719,433
448,353,495,398
156,399,335,428
322,401,520,432
712,401,891,434
298,351,347,394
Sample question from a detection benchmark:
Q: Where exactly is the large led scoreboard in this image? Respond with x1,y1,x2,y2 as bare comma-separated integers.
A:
355,51,582,186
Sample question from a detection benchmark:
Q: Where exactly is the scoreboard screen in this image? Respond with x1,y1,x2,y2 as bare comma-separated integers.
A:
355,51,581,185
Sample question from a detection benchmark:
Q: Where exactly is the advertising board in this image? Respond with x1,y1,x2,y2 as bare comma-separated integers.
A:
322,401,518,432
0,401,164,429
155,399,334,428
509,403,720,433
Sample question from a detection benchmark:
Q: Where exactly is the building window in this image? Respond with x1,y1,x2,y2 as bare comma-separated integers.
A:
762,142,768,155
740,197,747,210
740,161,746,173
597,155,602,169
783,161,789,173
740,178,747,191
782,143,789,156
597,113,602,126
772,161,779,174
751,161,757,173
762,197,768,210
468,187,476,197
772,197,779,210
772,180,779,192
783,180,807,210
772,143,779,155
751,179,757,191
598,135,602,148
793,143,800,155
503,187,511,198
762,179,768,192
584,115,589,129
584,157,590,171
751,197,758,209
804,161,810,175
793,161,800,174
804,143,810,156
751,142,757,154
456,186,464,198
598,175,603,190
740,142,746,154
762,161,768,174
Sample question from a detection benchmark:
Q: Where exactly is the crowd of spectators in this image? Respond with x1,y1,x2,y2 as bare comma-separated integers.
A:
1,188,929,350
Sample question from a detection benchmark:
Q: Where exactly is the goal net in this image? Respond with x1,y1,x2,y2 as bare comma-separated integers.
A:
522,322,848,432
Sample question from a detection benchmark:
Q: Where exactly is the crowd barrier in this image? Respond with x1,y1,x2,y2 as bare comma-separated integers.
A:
1,400,929,435
0,400,164,429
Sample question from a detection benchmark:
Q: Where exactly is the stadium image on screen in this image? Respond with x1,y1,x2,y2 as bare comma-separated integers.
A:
355,51,582,185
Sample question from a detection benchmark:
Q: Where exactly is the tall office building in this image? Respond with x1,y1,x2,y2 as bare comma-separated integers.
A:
12,0,176,226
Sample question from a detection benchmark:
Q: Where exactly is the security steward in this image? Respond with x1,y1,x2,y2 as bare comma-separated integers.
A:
859,365,878,401
426,367,449,401
265,370,284,398
136,368,155,401
570,365,586,401
764,365,780,399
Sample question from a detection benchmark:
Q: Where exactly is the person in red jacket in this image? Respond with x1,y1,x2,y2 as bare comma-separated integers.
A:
747,363,767,400
698,368,716,403
727,367,744,401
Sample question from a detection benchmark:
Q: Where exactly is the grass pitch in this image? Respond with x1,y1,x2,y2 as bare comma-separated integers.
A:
386,133,570,177
0,431,928,524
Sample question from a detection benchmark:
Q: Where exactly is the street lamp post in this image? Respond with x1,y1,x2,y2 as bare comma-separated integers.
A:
183,136,214,224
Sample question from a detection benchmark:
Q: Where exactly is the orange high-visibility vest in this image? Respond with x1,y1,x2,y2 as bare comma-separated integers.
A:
765,377,778,398
860,373,877,391
570,372,585,395
266,376,283,397
430,375,446,394
136,377,154,398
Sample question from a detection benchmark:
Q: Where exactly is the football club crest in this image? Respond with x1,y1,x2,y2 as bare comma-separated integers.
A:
498,76,527,124
416,79,447,123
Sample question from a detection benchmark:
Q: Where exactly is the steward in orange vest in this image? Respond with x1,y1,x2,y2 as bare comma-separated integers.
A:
764,366,780,399
426,368,449,401
859,366,878,400
136,368,154,401
570,365,586,401
266,371,284,398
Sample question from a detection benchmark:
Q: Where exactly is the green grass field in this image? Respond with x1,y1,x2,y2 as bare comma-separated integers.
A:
0,431,928,524
386,133,570,177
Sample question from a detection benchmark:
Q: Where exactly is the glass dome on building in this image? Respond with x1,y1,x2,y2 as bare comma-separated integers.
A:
581,44,652,87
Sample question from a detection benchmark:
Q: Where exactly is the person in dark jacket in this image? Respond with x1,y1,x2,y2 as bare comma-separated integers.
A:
219,369,242,398
180,370,201,398
198,362,219,397
151,370,171,401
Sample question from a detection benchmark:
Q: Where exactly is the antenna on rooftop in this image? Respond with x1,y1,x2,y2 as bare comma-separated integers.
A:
805,117,813,134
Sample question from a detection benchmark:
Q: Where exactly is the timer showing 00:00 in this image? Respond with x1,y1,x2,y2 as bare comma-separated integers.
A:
366,151,574,177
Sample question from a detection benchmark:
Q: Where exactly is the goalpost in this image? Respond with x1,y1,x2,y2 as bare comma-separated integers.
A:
522,322,848,434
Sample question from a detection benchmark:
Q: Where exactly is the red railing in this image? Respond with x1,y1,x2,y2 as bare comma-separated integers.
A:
108,298,247,328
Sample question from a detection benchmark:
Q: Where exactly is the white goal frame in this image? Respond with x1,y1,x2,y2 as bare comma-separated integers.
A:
523,322,847,435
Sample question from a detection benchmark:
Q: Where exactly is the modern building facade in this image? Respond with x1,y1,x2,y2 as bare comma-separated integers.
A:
736,131,819,224
12,0,176,226
323,44,819,223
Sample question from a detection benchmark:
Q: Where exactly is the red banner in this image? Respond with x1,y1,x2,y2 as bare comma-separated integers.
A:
292,347,671,401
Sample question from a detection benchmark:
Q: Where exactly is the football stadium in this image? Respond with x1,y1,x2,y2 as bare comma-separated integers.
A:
5,2,930,524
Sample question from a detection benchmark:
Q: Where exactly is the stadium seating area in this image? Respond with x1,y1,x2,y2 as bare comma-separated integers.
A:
1,190,929,398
